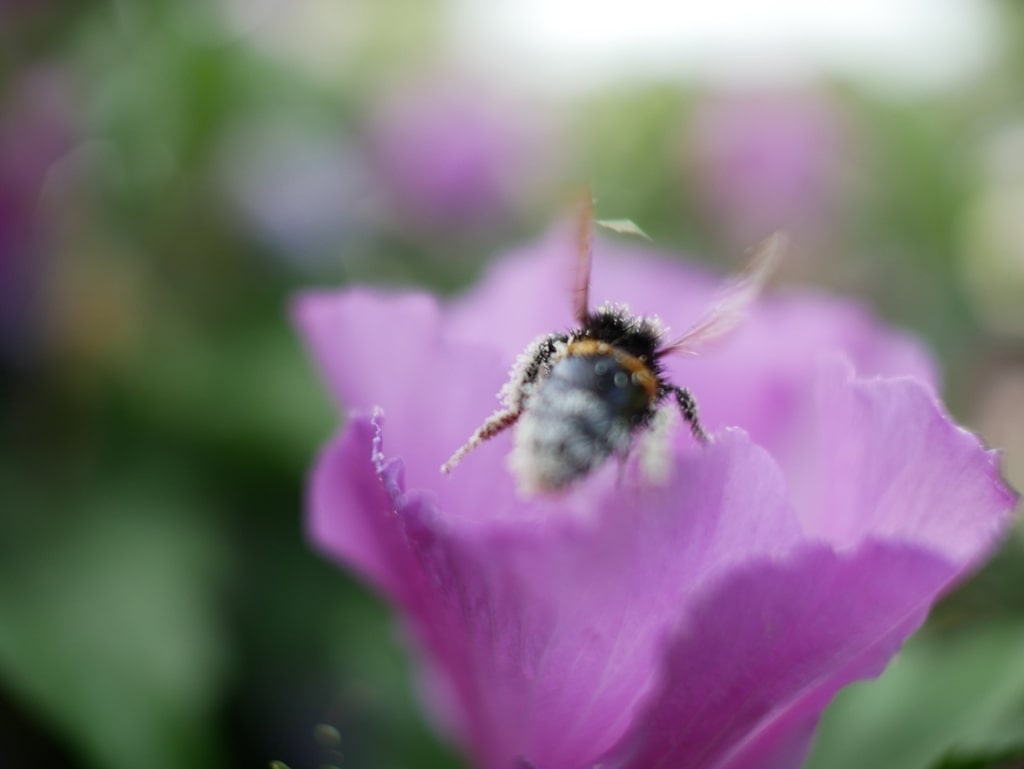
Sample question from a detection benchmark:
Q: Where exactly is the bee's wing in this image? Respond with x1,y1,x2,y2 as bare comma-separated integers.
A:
572,191,595,326
656,231,787,358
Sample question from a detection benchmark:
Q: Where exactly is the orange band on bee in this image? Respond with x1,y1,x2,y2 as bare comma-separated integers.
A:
565,339,659,398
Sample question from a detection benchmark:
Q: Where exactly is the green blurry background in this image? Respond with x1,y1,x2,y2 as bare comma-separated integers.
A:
1,2,1023,768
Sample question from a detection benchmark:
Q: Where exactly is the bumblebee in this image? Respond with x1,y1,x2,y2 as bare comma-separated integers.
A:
442,198,783,493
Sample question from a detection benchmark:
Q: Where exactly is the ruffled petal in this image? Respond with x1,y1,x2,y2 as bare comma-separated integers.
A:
353,422,803,769
308,415,420,605
793,360,1016,562
594,542,954,769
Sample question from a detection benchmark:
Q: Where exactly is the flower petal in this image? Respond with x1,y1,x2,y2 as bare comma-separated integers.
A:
292,288,510,494
794,360,1016,562
655,294,937,462
328,418,804,769
292,288,443,414
298,230,1016,769
308,416,412,603
593,542,955,769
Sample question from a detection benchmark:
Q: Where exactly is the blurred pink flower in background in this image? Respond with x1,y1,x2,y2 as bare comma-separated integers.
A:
364,79,559,233
0,1,51,23
218,119,372,269
0,67,73,360
295,224,1015,769
688,92,851,249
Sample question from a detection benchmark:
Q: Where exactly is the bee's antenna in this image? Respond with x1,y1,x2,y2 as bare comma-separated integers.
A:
573,191,594,326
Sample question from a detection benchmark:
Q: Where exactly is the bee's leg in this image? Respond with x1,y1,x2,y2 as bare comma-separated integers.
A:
440,409,521,475
613,454,631,487
669,386,709,443
636,405,674,483
443,331,568,476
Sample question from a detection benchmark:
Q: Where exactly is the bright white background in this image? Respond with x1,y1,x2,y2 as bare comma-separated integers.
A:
447,0,1000,94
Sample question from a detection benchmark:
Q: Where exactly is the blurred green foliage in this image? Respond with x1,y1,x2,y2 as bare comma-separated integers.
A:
1,1,1023,768
805,623,1024,769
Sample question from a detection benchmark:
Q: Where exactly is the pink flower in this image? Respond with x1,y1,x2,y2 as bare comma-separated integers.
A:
688,92,850,247
364,80,557,232
294,225,1016,769
0,67,73,359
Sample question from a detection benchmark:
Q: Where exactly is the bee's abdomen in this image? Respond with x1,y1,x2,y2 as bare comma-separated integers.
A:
511,354,654,491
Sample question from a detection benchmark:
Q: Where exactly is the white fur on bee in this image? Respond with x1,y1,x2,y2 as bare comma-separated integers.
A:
499,335,568,409
510,386,632,494
636,404,675,485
